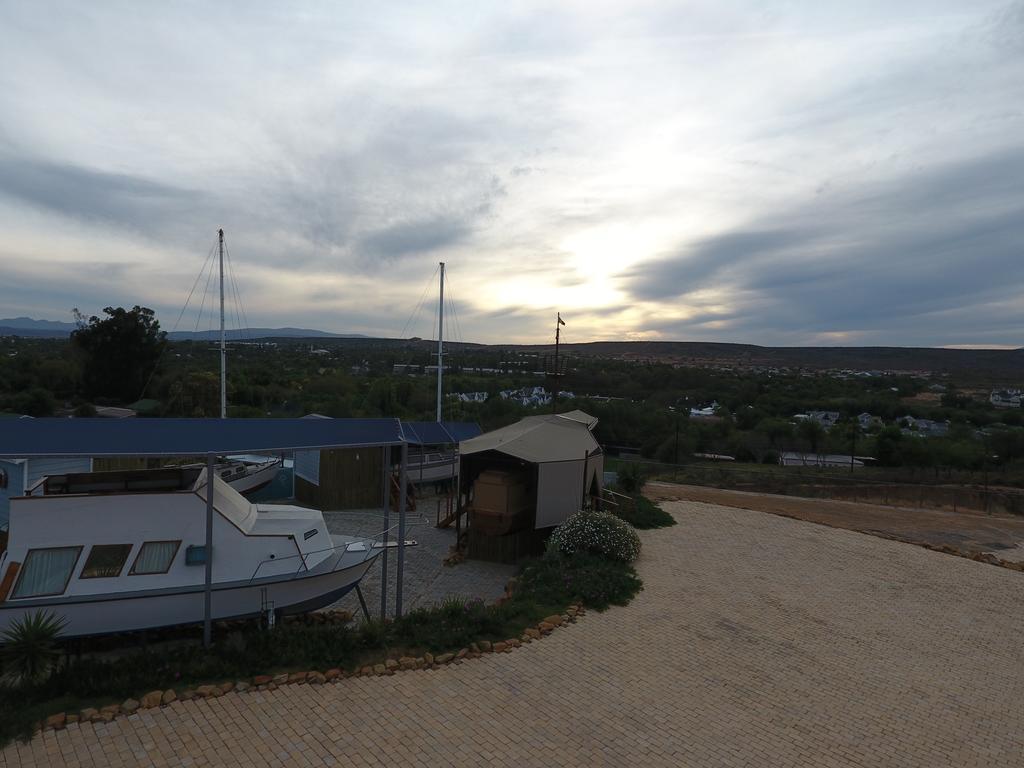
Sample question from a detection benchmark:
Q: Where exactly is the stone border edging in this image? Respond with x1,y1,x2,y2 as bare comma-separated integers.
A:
37,602,585,734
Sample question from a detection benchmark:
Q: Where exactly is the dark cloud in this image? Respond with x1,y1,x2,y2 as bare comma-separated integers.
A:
0,154,203,236
623,146,1024,344
357,217,472,266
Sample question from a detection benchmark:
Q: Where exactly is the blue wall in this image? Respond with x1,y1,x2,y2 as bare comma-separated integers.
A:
0,459,25,527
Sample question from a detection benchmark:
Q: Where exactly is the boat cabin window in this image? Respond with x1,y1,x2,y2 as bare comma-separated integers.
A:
11,546,83,598
129,541,180,575
80,544,133,579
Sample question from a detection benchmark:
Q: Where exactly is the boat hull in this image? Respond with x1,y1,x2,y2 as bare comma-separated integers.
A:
0,554,377,638
228,459,281,495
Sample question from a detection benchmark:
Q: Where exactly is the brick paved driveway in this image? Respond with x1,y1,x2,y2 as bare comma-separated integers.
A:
7,500,1024,767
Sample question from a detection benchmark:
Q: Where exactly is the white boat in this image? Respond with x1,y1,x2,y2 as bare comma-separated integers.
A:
408,448,457,485
207,456,282,495
0,466,378,637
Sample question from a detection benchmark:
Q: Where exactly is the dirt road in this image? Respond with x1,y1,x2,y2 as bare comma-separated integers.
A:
645,481,1024,562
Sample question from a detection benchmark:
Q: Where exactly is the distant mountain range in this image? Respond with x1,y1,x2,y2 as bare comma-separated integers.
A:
0,317,78,337
0,317,365,340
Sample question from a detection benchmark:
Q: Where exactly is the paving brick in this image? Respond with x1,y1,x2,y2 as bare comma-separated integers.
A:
6,501,1024,766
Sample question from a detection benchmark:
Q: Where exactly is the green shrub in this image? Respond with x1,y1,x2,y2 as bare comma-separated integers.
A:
392,597,508,652
1,610,67,687
516,551,643,611
550,511,641,562
611,495,676,529
617,462,645,493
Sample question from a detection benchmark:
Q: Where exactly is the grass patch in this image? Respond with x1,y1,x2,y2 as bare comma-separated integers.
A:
0,551,642,747
611,494,677,529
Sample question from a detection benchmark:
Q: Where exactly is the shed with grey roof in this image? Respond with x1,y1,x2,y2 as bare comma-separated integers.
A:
459,412,603,532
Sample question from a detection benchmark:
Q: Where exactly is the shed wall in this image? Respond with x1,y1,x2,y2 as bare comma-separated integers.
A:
536,460,585,529
293,450,320,485
294,447,384,510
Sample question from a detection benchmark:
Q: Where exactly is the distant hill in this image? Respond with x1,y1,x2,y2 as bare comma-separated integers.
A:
0,317,365,340
503,341,1024,379
167,328,366,340
0,317,77,338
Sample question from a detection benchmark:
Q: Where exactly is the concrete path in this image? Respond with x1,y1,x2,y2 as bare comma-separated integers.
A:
6,500,1024,767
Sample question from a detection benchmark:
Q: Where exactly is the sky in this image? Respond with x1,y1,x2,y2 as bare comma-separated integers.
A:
0,1,1022,347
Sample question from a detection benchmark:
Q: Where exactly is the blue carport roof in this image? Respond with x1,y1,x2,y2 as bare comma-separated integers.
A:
401,421,482,446
0,418,405,458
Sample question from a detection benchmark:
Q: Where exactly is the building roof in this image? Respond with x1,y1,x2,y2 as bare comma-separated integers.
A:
551,409,599,430
402,421,483,446
303,415,482,446
0,417,405,458
461,413,600,464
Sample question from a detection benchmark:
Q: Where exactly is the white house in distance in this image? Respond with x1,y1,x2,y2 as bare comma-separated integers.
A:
897,415,949,437
689,401,719,419
794,411,841,429
990,390,1022,408
858,413,883,431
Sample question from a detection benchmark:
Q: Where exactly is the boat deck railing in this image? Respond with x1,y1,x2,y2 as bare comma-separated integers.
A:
248,523,399,583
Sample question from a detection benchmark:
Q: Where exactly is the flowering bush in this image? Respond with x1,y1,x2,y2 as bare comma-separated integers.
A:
549,511,641,563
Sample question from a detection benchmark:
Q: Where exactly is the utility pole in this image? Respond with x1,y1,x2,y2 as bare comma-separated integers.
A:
551,312,565,413
218,228,226,419
436,262,445,423
850,419,856,474
674,415,680,465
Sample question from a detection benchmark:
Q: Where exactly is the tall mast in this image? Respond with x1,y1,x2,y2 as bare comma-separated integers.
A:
218,228,226,419
436,262,445,423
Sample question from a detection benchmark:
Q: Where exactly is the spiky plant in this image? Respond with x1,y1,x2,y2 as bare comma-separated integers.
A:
0,610,67,687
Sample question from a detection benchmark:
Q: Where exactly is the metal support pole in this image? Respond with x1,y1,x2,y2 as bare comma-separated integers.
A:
355,584,371,623
436,262,445,423
218,229,227,420
395,441,408,618
203,453,215,647
380,446,390,620
582,449,590,508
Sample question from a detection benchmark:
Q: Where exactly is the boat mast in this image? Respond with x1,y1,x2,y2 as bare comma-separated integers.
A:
436,261,445,423
218,228,226,419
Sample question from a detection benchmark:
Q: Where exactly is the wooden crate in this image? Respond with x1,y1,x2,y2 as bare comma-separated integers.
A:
469,470,533,535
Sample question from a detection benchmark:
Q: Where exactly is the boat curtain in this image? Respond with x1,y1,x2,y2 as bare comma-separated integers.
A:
132,541,178,574
12,546,81,598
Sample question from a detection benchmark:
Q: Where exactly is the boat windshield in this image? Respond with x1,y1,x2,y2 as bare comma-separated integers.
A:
39,467,205,496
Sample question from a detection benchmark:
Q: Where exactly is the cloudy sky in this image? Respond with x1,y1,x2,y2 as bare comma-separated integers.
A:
1,1,1022,347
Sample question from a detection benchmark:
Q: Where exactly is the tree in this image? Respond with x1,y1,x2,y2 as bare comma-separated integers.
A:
873,426,904,466
756,418,794,450
71,306,167,403
797,419,826,455
10,387,55,417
